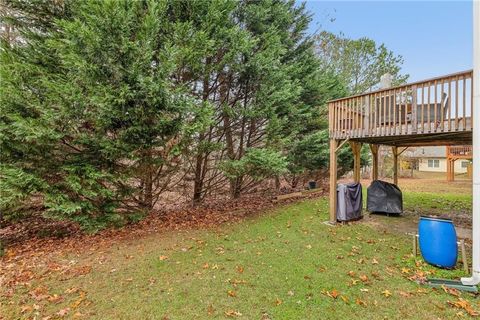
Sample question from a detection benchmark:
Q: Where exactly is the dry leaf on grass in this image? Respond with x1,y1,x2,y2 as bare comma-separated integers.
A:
381,289,392,298
224,310,242,317
448,298,480,316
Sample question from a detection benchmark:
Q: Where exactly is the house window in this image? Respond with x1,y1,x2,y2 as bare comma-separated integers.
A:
428,159,440,168
461,161,469,168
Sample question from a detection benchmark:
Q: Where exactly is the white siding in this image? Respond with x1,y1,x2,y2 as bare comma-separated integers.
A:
418,158,469,173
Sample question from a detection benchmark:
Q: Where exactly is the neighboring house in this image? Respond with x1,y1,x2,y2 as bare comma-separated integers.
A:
411,146,470,173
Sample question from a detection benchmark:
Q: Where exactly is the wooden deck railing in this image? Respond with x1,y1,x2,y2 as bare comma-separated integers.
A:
447,145,473,157
328,70,473,139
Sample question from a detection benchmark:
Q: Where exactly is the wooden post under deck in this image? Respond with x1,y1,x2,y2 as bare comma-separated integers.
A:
370,144,379,181
392,146,399,185
349,142,362,183
447,159,456,182
329,139,338,223
447,147,453,182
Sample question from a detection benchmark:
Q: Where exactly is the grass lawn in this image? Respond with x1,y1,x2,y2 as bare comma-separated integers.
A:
399,172,472,217
359,174,472,222
2,193,478,319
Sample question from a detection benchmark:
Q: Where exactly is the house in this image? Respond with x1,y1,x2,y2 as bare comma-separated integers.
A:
410,146,471,174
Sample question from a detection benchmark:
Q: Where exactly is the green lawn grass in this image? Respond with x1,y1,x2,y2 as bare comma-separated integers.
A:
3,197,478,319
361,187,472,216
404,191,472,215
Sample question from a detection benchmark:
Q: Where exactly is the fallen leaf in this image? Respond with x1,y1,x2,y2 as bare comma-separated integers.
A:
448,298,480,316
399,291,412,298
382,290,392,298
227,290,236,297
442,285,461,297
349,279,359,286
56,307,70,317
355,298,367,307
48,294,63,303
71,291,86,309
20,305,33,314
207,304,215,315
65,287,79,294
224,310,242,317
326,289,340,299
159,255,169,261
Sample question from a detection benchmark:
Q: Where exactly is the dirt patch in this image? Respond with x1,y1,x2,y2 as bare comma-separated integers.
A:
365,213,472,241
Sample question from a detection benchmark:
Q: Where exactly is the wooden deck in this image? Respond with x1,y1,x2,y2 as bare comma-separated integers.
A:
447,145,473,159
447,145,473,182
328,70,473,146
327,70,474,223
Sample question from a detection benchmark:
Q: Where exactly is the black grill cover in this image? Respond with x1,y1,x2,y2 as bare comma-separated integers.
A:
336,182,363,222
367,180,403,214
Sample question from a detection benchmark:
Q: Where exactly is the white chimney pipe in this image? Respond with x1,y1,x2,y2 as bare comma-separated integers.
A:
462,0,480,286
380,73,393,89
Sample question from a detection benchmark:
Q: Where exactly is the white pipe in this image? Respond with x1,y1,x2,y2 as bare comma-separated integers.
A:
462,0,480,286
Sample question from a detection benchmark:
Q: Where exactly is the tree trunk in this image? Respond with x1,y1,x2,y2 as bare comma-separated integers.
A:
219,71,240,199
142,149,154,210
192,62,211,204
275,176,280,190
193,142,205,204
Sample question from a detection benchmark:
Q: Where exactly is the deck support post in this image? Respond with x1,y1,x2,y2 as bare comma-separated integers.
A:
329,139,338,224
369,144,379,181
447,159,456,182
392,146,399,186
349,141,363,183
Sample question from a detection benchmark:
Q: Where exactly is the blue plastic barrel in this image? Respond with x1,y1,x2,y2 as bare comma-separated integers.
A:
418,216,458,268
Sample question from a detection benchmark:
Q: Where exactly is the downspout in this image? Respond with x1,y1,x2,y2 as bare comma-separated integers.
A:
462,0,480,286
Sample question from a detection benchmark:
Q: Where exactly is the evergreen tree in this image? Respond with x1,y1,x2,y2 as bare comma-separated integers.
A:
1,0,206,230
1,0,370,231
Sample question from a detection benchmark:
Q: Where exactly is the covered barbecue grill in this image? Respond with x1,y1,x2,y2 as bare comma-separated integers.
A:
367,180,403,214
